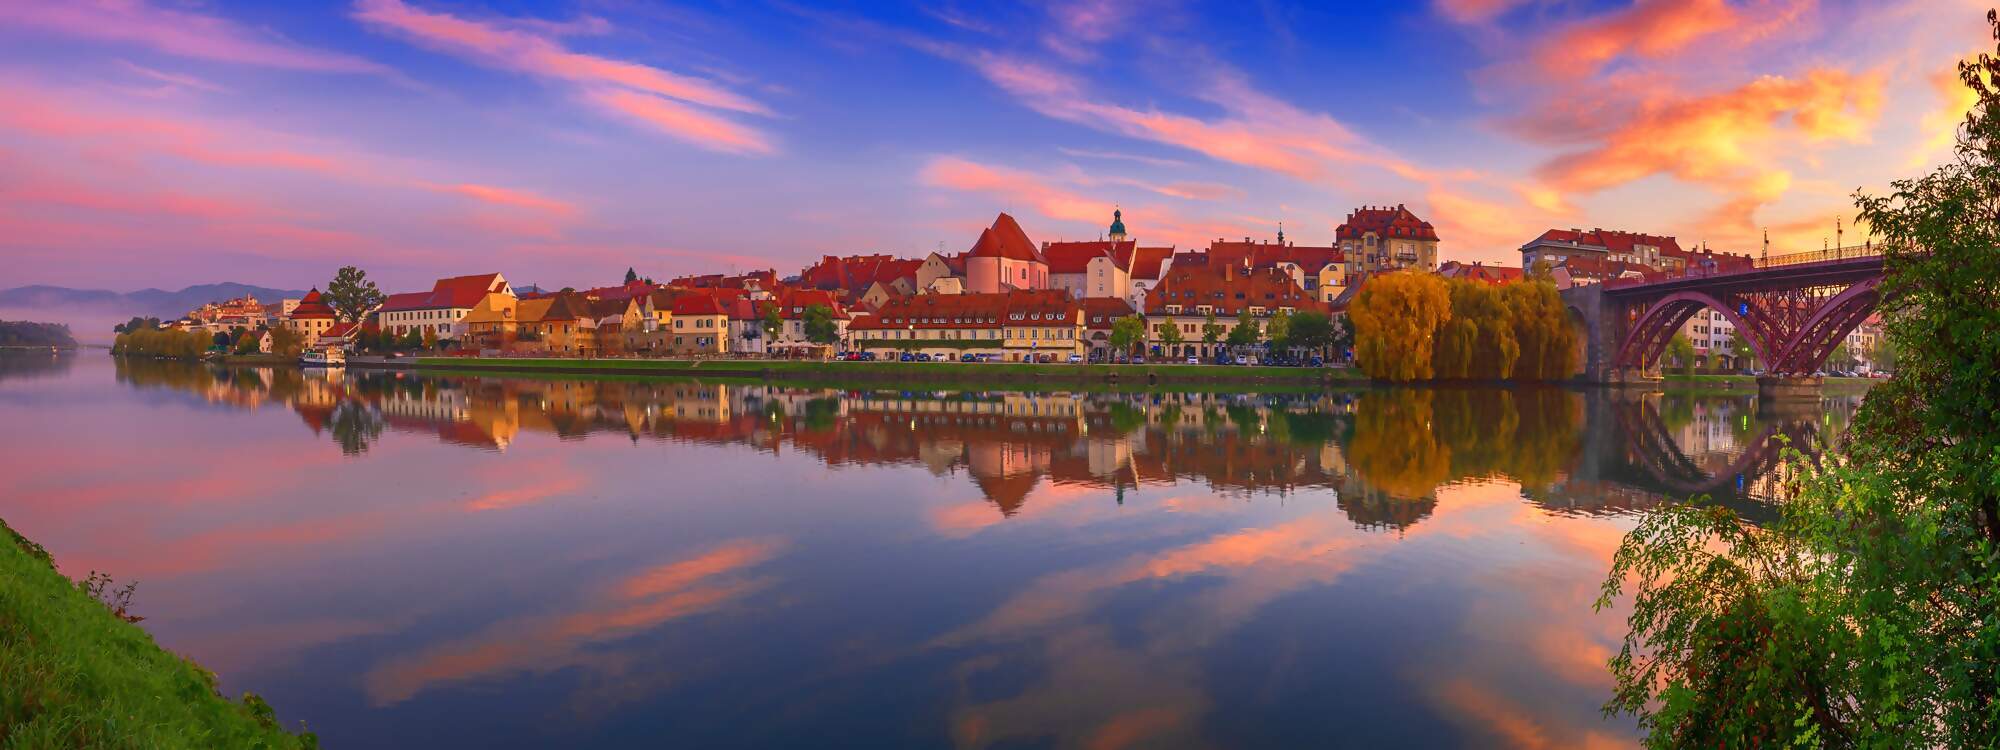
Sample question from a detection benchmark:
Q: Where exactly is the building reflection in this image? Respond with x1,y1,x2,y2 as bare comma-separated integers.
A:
113,360,1859,531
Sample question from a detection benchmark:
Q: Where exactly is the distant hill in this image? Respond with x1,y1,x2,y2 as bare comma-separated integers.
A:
0,283,310,343
0,283,310,319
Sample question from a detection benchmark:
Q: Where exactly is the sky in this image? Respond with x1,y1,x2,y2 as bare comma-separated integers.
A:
0,0,1985,293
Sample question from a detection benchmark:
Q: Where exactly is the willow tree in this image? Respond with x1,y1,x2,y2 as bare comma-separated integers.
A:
1348,271,1451,382
1432,278,1519,380
1502,280,1575,381
1600,11,2000,747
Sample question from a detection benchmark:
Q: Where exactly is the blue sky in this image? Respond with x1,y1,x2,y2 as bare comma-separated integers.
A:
0,0,1981,291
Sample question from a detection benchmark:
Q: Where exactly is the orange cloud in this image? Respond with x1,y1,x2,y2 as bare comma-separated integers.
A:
1910,66,1978,168
364,537,786,704
353,0,774,154
0,0,391,75
1534,68,1884,235
1530,0,1813,79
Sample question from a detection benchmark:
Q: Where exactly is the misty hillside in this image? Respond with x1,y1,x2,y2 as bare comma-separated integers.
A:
0,283,311,319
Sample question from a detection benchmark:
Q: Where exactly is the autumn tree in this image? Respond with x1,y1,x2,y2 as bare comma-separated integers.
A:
325,266,386,324
1348,271,1451,382
1432,279,1519,380
1501,280,1576,381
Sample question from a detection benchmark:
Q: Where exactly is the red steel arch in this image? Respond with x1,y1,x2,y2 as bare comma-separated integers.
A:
1614,290,1774,371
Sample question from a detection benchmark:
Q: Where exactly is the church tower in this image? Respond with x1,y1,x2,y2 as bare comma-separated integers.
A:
1107,208,1127,243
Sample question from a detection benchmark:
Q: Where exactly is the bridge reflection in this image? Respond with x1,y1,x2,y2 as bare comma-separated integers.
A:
100,358,1863,531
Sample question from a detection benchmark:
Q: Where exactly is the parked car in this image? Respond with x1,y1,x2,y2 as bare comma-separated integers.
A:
1309,356,1324,367
1067,354,1083,363
1186,356,1199,365
899,352,914,362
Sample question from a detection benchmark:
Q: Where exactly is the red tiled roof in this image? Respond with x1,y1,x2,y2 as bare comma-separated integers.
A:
289,289,336,319
1206,240,1343,272
1042,240,1134,274
1336,204,1438,242
381,273,509,311
1144,264,1325,316
1081,297,1136,329
1129,246,1174,280
966,213,1045,263
1525,228,1685,258
671,295,724,316
847,290,1078,332
378,292,431,312
1436,261,1525,285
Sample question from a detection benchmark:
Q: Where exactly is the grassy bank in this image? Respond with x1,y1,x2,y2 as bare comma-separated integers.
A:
1659,373,1880,392
0,519,315,749
409,356,1371,383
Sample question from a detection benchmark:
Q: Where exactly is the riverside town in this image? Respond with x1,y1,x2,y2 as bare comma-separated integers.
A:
117,206,1890,387
6,2,1997,749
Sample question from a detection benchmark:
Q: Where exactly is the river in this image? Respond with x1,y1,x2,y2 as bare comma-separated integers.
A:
0,350,1860,748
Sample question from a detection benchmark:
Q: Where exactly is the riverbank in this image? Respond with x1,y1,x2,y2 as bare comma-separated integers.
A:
1659,373,1879,393
0,519,316,749
378,356,1375,385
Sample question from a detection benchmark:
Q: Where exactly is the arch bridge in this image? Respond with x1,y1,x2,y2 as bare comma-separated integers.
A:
1563,245,1888,395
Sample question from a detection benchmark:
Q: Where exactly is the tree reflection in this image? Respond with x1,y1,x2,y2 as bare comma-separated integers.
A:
327,400,384,456
1346,390,1453,500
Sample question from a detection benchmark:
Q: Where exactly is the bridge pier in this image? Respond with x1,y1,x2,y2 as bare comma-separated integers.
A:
1756,375,1822,401
1609,367,1662,389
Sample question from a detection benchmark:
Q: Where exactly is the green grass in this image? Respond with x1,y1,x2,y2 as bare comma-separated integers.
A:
0,519,316,749
412,356,1369,381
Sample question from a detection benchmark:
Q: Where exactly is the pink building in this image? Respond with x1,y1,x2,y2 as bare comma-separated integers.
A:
964,213,1049,294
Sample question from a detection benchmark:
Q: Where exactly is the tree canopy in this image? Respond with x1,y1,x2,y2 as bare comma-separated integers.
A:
1348,271,1451,381
1600,12,2000,746
325,266,385,324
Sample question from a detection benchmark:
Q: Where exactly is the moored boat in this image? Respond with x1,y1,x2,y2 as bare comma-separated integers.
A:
300,348,346,368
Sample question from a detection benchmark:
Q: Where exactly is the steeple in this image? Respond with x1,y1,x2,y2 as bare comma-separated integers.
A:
1277,222,1285,245
1107,207,1127,243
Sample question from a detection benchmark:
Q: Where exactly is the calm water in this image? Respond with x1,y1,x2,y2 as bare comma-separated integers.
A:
0,351,1858,749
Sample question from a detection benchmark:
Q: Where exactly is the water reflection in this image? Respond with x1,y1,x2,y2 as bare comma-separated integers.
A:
5,357,1863,748
107,360,1852,529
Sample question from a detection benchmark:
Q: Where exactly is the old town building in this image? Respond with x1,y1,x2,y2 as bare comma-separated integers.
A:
1337,204,1439,277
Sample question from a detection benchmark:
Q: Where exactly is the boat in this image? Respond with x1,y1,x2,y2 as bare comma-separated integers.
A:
300,348,347,368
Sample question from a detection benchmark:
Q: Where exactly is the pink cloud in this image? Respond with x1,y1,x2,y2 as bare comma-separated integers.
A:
583,88,775,155
426,183,580,217
1528,0,1814,79
1434,0,1533,24
352,0,775,154
921,156,1107,224
0,0,389,75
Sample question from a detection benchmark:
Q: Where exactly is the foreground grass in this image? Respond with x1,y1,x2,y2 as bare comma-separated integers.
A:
0,520,315,749
413,356,1368,381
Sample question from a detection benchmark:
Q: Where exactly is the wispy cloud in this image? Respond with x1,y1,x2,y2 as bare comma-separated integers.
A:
353,0,776,155
0,0,390,75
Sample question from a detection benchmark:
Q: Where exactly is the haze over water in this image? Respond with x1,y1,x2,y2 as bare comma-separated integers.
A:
0,351,1857,749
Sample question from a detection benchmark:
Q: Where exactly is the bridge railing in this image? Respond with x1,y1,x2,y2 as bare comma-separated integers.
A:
1756,243,1883,269
1600,243,1887,290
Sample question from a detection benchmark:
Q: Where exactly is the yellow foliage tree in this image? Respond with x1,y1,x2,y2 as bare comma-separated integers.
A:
1501,280,1577,381
1432,279,1520,380
1348,271,1451,382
